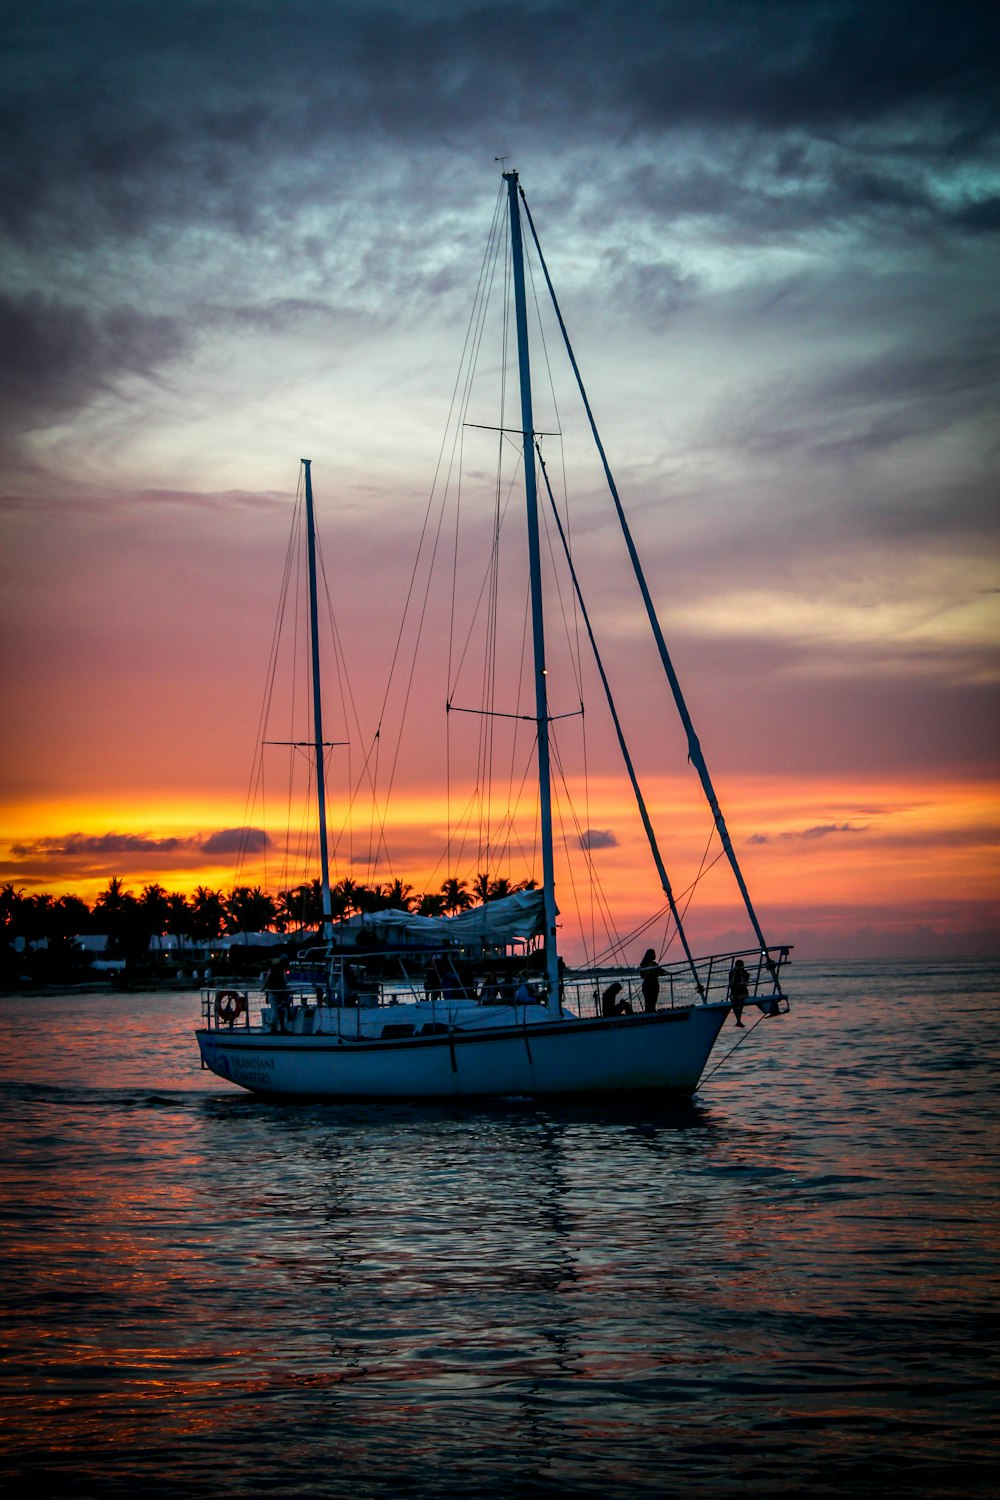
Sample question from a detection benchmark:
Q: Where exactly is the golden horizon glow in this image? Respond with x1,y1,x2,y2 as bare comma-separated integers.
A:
4,772,997,958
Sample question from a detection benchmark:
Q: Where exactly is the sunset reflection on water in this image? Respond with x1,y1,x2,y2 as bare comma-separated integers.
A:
1,964,997,1497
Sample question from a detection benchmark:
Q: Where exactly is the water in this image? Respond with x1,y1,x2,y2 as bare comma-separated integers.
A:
1,960,997,1498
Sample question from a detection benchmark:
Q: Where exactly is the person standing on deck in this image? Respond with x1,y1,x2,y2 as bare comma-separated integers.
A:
728,958,750,1028
264,955,290,1032
639,948,665,1013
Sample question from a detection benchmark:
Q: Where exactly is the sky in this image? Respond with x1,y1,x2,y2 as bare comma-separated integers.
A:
1,0,998,961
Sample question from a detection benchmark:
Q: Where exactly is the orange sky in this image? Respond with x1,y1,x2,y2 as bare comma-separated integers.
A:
3,763,996,962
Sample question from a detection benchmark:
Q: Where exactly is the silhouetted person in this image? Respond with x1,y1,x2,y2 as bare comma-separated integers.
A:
729,958,750,1028
264,956,289,1031
601,981,632,1017
639,948,664,1013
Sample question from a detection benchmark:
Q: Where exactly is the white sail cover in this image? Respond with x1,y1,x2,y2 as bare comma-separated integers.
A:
362,888,544,948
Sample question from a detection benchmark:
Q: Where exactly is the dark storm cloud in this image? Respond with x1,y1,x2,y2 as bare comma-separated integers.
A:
2,0,997,480
0,293,187,433
622,0,999,133
3,1,997,247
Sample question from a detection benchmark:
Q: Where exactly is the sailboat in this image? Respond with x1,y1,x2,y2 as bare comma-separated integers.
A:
196,171,789,1099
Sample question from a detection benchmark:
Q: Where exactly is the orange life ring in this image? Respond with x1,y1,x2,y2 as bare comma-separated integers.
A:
215,990,247,1026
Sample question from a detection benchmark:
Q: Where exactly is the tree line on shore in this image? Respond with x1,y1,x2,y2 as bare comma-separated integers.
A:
1,871,536,958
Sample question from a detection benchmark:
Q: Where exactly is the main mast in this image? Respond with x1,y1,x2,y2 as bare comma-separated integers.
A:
505,171,560,1008
302,459,334,942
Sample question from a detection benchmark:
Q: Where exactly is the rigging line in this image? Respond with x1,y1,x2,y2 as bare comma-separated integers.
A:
678,823,718,931
525,253,582,683
314,731,385,899
587,845,726,969
379,184,505,734
446,458,521,698
482,733,538,878
484,225,513,876
250,504,301,888
503,567,533,877
446,193,507,696
416,784,483,894
313,528,377,877
547,728,622,966
699,1008,770,1085
449,225,512,876
578,599,597,963
368,191,507,872
520,184,771,958
523,240,586,707
447,407,465,838
441,226,508,870
236,477,303,879
277,485,305,887
477,417,503,873
535,444,704,995
546,731,596,963
525,228,591,828
548,751,591,971
589,904,672,969
482,200,515,877
375,209,509,861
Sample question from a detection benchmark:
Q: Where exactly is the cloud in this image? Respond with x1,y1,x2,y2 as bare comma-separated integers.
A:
708,322,1000,469
11,832,187,857
4,3,997,252
621,1,1000,132
580,829,618,850
749,823,871,844
0,292,187,438
8,828,270,860
200,828,270,855
3,1,997,471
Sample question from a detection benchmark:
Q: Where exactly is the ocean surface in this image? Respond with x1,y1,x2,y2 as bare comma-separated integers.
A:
0,959,997,1498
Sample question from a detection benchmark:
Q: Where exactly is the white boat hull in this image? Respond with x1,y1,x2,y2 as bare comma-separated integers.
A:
196,1003,731,1100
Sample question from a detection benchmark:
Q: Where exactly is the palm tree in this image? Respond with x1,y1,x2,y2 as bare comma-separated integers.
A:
190,886,226,941
165,892,193,943
416,891,447,916
226,885,278,933
471,872,492,905
0,884,26,938
140,883,171,937
354,883,385,915
440,877,472,914
383,879,415,912
54,893,91,938
278,884,306,929
94,877,146,960
22,892,57,941
94,877,135,935
335,878,361,918
279,879,348,929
